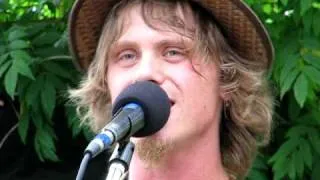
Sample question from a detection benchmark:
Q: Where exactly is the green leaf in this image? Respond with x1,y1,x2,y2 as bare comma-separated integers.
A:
294,73,308,107
302,10,313,34
8,29,27,42
301,139,313,169
280,69,300,98
0,53,9,66
286,125,309,138
303,53,320,70
17,76,32,98
304,65,320,85
298,112,319,125
313,11,320,36
34,127,59,162
281,0,288,6
10,50,32,62
288,95,301,120
252,155,268,170
272,156,289,180
312,158,320,180
12,57,35,80
25,75,44,108
279,55,299,85
293,149,302,178
302,37,320,50
46,73,66,90
41,78,56,121
269,138,298,163
301,0,313,15
18,108,30,144
0,61,11,78
0,45,6,54
63,0,74,11
263,4,272,14
9,40,29,50
309,134,320,155
34,139,45,162
4,65,18,99
25,23,47,37
31,109,44,130
288,152,296,180
247,170,268,180
0,0,9,12
65,105,80,137
54,30,68,49
42,61,73,79
37,125,56,147
296,147,305,178
313,110,320,126
33,47,64,58
32,31,60,47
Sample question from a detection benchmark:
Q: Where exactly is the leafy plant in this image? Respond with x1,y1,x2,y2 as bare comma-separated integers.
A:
0,0,93,162
245,0,320,179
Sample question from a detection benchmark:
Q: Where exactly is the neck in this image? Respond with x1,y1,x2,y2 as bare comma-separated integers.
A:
128,126,228,180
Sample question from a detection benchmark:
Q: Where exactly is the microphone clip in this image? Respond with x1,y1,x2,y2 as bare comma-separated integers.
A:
105,141,135,180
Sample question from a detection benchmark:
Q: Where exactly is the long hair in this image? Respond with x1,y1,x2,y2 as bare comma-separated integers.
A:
69,0,273,178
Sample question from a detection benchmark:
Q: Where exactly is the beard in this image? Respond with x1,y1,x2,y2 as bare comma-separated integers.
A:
134,136,174,168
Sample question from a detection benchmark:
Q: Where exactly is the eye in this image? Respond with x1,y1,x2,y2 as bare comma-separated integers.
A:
163,48,187,62
165,49,181,56
164,49,183,56
117,50,137,66
119,50,136,61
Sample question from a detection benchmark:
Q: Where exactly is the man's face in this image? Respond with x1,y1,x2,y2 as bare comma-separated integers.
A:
107,6,223,158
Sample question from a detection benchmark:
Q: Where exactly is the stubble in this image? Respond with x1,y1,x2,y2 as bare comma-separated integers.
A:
135,137,174,168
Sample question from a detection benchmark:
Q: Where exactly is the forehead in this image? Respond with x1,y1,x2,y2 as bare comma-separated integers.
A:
115,2,196,41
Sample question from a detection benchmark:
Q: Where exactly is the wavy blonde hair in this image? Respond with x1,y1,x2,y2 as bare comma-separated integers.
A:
69,0,273,178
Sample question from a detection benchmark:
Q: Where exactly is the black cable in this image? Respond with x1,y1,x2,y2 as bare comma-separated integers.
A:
76,153,91,180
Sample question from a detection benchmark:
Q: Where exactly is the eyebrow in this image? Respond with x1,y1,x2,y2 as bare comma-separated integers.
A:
156,38,192,49
111,37,193,52
111,41,138,51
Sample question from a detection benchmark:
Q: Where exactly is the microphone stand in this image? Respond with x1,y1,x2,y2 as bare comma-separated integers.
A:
106,141,134,180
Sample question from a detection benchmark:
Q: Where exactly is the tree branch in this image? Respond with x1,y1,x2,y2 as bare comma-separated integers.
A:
0,123,18,150
0,95,20,151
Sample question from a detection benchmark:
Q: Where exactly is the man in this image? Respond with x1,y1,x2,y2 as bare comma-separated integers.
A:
68,0,274,179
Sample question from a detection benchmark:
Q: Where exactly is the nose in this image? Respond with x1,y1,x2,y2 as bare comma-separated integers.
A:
134,54,165,84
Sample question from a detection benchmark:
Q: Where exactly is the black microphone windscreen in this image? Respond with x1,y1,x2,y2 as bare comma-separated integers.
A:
112,81,170,137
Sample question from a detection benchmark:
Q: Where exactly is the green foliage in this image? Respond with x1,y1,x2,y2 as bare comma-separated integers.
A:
1,0,320,179
247,154,269,180
0,0,90,162
245,0,320,179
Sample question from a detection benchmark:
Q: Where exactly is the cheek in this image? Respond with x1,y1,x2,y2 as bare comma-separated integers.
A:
165,61,196,83
107,67,131,103
180,63,221,108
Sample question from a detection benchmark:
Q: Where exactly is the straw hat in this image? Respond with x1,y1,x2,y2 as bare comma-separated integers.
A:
68,0,274,72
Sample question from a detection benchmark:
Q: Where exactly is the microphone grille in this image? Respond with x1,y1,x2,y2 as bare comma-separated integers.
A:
112,81,170,137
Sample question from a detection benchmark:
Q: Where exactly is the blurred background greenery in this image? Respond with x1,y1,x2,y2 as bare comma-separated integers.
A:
0,0,319,179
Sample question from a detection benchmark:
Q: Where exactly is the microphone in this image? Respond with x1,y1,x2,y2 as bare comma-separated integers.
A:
84,81,171,158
